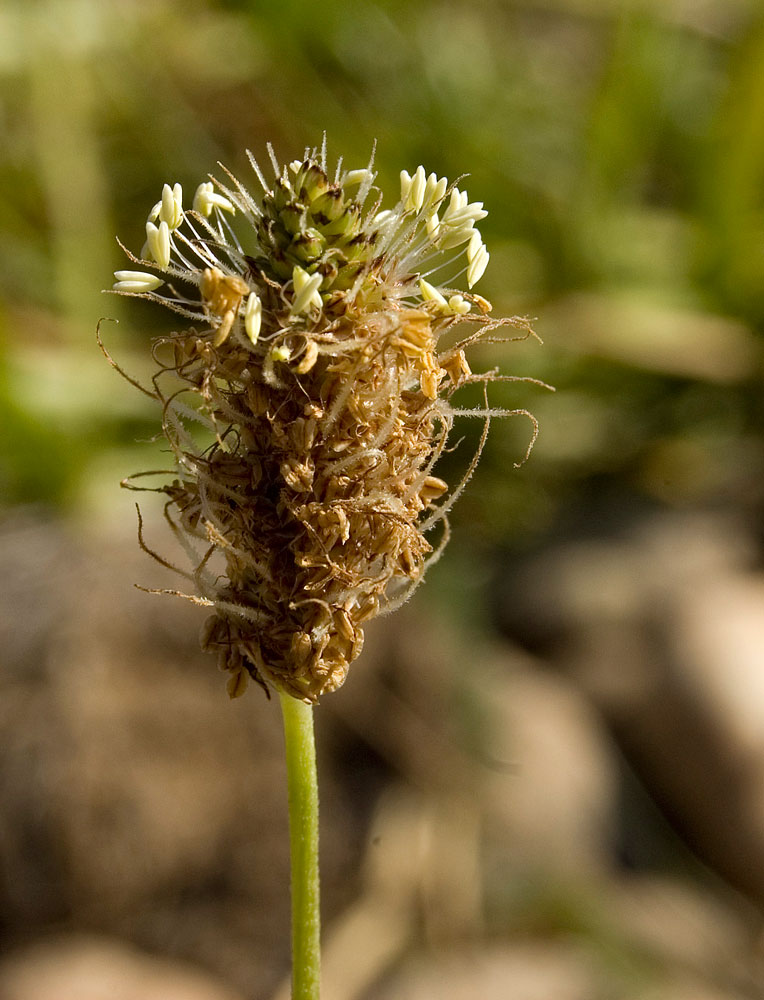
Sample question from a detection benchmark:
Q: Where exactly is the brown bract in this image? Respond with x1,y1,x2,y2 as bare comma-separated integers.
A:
140,300,488,701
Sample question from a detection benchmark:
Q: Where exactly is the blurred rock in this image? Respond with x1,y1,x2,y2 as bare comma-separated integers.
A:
0,510,363,999
0,935,245,1000
610,877,752,985
367,943,599,1000
480,655,616,877
497,506,764,908
3,505,763,1000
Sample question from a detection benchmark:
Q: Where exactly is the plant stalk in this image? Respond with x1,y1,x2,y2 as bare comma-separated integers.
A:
279,690,321,1000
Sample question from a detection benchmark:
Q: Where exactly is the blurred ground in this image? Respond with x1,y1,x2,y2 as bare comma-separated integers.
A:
1,506,764,999
3,0,764,997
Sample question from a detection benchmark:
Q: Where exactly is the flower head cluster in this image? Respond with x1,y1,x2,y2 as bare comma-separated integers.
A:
109,140,537,701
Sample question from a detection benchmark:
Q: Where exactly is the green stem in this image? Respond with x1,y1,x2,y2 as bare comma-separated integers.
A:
279,690,321,1000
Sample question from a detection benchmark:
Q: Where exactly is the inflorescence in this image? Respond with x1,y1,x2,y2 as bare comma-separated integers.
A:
107,139,540,701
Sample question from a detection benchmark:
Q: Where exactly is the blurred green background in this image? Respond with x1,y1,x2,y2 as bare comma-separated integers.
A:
4,0,763,529
3,1,764,998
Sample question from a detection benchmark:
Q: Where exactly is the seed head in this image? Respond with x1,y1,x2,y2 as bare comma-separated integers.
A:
108,140,540,702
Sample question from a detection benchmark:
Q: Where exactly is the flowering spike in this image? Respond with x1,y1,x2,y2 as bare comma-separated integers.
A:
108,141,538,702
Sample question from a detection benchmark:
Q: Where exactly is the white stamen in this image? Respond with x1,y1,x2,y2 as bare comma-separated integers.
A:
193,182,235,217
422,173,448,212
467,244,490,288
447,294,471,315
113,270,163,293
269,344,291,363
244,291,262,344
467,230,481,261
291,265,323,315
438,224,478,250
159,182,184,230
441,188,487,229
419,277,448,309
344,168,373,186
406,165,427,213
400,169,412,206
145,220,171,269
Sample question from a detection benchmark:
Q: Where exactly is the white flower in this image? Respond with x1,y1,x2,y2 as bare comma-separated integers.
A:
112,269,163,293
447,294,471,315
193,181,235,218
113,145,492,335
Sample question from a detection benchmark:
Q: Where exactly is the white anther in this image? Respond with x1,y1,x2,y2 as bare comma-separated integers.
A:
145,220,171,269
291,265,323,315
448,204,487,228
447,294,471,315
269,344,292,363
405,165,427,212
193,181,235,217
289,160,303,174
158,182,183,230
344,168,373,186
373,209,394,227
437,224,477,250
425,212,440,240
400,169,413,206
418,277,448,309
441,188,487,229
112,270,163,293
467,230,483,262
467,244,490,288
422,173,448,212
244,291,262,344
